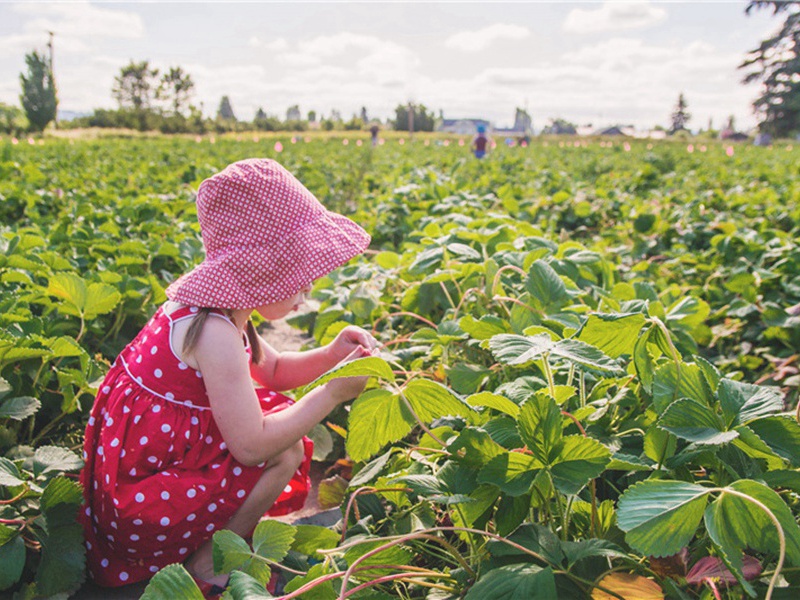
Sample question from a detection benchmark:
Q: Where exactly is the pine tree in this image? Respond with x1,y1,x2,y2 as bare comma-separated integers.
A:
19,50,57,132
670,93,691,133
217,96,236,121
740,2,800,137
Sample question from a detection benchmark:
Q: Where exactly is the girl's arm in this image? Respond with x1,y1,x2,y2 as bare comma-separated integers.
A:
249,325,377,391
193,318,368,466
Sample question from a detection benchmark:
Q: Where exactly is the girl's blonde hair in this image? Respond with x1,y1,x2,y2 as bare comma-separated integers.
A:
182,308,263,365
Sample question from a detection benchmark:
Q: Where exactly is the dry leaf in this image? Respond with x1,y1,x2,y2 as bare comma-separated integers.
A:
592,572,665,600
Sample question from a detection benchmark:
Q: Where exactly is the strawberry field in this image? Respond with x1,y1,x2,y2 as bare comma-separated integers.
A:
1,134,800,599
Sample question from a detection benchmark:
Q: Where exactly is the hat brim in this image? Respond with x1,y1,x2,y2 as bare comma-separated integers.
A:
165,210,370,309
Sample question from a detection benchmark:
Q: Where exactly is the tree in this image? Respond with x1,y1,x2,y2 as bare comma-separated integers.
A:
19,50,57,132
670,92,691,133
0,102,27,134
307,110,317,122
254,107,267,121
112,60,159,111
217,96,236,121
393,103,436,131
286,104,301,121
360,106,369,122
158,67,194,116
740,1,800,137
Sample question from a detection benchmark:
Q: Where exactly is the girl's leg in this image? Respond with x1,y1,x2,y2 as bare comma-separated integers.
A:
185,440,305,584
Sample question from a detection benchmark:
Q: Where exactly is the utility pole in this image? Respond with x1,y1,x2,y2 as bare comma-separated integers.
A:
47,30,57,128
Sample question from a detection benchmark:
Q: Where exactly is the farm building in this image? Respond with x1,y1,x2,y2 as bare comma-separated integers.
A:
438,118,492,135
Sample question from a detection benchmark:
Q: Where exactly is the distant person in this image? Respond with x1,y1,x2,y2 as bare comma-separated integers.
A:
472,124,490,158
79,159,376,593
370,123,380,147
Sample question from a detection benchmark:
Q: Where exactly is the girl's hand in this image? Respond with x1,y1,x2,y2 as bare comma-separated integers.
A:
329,326,378,362
326,346,371,404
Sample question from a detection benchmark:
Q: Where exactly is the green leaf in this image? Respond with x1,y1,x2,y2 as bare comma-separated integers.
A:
658,399,738,445
34,515,85,596
301,357,395,397
459,314,509,340
490,334,622,374
644,424,677,464
652,362,713,414
748,417,800,467
47,273,122,319
517,395,562,463
549,436,611,495
33,445,83,477
446,362,490,394
466,392,520,417
732,425,786,470
705,480,800,593
577,313,647,358
447,427,505,468
283,563,337,599
617,480,709,557
291,525,340,558
226,569,274,599
141,564,205,600
465,564,556,600
718,379,784,427
0,457,26,487
487,523,565,566
347,389,414,462
550,339,623,375
343,539,413,578
402,378,475,421
761,470,800,494
0,534,25,591
478,451,543,496
252,520,296,562
526,260,570,311
0,396,40,421
561,539,627,566
489,333,553,365
634,327,657,393
212,530,254,573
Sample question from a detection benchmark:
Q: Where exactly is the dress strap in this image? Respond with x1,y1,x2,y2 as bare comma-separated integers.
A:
164,305,238,331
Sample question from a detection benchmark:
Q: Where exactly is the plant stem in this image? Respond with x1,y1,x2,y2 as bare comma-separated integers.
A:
710,487,786,600
491,264,527,296
541,355,556,398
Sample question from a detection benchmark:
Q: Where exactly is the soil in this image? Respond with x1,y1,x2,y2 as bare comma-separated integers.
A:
73,316,334,599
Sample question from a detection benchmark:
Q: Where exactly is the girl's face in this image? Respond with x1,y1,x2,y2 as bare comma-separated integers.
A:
255,285,311,320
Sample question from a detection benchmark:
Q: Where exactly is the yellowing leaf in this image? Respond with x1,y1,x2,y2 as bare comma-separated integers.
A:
592,573,664,600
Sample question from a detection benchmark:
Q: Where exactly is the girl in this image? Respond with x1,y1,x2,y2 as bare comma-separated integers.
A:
79,158,375,594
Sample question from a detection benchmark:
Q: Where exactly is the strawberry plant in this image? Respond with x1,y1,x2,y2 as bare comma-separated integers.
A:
1,135,798,597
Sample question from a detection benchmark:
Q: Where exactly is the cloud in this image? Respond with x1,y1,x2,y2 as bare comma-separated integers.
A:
12,1,145,40
563,1,667,34
444,23,531,52
249,36,289,52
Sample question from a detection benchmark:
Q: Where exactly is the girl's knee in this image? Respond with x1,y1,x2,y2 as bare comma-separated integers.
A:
271,440,304,473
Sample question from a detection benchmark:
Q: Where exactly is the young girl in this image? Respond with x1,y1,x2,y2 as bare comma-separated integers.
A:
79,158,375,593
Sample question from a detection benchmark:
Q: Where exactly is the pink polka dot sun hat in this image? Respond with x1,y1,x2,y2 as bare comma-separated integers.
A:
165,159,370,309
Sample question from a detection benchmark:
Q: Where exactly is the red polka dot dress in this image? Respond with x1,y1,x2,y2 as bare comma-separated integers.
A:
79,305,313,587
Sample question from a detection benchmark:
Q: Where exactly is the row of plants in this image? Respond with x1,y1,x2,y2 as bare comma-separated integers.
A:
0,136,798,597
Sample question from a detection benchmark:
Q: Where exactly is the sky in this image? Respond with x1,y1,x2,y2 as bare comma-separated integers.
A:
0,1,784,131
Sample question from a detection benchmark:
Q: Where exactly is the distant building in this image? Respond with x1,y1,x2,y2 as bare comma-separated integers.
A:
595,126,631,137
438,118,492,135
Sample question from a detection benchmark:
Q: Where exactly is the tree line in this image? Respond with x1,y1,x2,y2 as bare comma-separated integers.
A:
4,1,799,138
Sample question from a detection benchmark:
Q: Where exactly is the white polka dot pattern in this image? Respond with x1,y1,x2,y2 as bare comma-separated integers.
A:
165,159,370,308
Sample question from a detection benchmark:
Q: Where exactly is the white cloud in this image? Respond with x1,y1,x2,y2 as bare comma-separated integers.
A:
444,23,531,52
13,1,145,40
249,36,289,52
563,1,667,34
